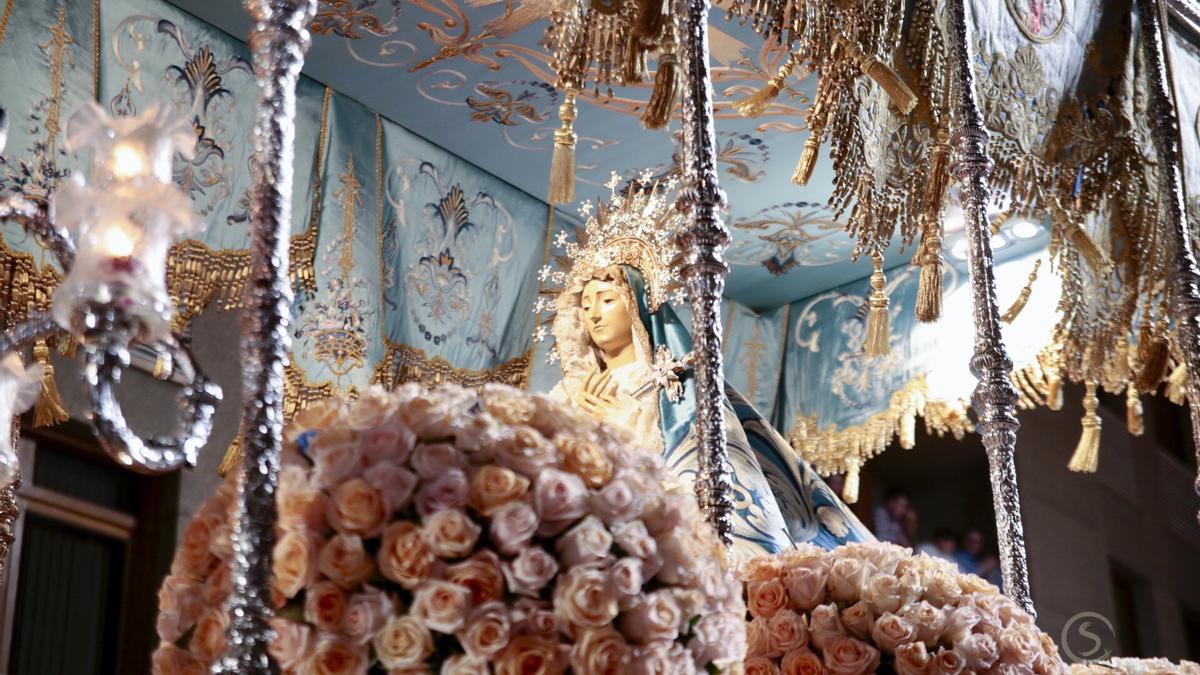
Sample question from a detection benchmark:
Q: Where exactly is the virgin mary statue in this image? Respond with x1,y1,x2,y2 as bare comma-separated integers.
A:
541,174,871,561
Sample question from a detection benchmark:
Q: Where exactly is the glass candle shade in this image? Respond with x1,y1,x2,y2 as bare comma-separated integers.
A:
51,103,201,342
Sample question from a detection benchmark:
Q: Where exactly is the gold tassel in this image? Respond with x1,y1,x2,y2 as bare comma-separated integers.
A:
56,334,76,358
1126,386,1144,437
914,215,944,323
923,132,952,215
1135,320,1169,392
1046,368,1064,411
153,350,173,380
792,73,832,186
641,38,679,130
634,0,666,40
792,136,821,186
837,35,917,115
548,85,578,205
1060,213,1111,273
1166,361,1188,404
842,460,860,504
1068,381,1101,473
31,339,68,428
218,431,242,477
733,52,799,119
1001,259,1041,324
864,252,890,357
623,34,646,84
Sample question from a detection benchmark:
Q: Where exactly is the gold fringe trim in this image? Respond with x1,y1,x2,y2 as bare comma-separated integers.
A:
836,35,917,115
1001,258,1041,324
372,341,532,391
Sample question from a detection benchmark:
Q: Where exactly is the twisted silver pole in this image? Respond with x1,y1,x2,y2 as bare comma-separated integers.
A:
675,0,735,546
218,1,315,672
946,0,1035,614
1137,0,1200,520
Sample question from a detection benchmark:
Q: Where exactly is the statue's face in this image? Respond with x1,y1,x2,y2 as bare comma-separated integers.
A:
581,278,634,356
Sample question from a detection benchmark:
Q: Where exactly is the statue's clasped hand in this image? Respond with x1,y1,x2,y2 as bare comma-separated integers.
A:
574,368,622,421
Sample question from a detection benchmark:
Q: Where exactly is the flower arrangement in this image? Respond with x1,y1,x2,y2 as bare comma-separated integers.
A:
1070,658,1200,674
153,384,745,674
739,542,1066,675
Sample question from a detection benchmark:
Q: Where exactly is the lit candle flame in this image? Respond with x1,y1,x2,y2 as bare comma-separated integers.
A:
98,220,137,258
111,143,147,180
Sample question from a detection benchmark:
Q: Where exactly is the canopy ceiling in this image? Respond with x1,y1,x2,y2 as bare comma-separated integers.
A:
166,0,1047,310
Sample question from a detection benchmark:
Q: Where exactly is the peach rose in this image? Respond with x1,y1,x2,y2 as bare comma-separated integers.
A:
379,521,435,589
821,635,880,675
746,617,771,658
279,486,329,534
310,634,368,675
589,475,645,524
510,598,558,639
413,579,472,633
360,421,415,465
496,426,559,477
746,656,783,675
656,527,706,585
209,522,234,560
202,560,232,607
415,468,469,516
441,654,488,674
781,648,826,675
958,632,999,670
344,585,393,645
422,508,481,559
607,557,644,601
633,641,697,675
687,611,747,668
490,501,540,555
940,606,981,644
533,468,588,525
374,615,434,669
156,576,203,642
553,564,619,629
840,601,874,641
458,601,512,659
808,603,846,652
871,612,918,654
997,624,1041,666
188,608,229,663
901,601,946,647
411,442,466,479
268,617,313,671
531,392,590,435
346,385,398,429
273,530,318,599
318,533,375,589
174,508,221,580
828,557,869,604
568,624,633,672
621,589,681,644
931,647,965,675
894,641,932,675
469,465,530,516
152,643,206,675
783,562,828,612
305,580,347,632
747,578,789,619
482,384,536,425
768,609,810,655
922,572,963,608
444,551,506,605
290,398,346,437
863,573,906,615
503,545,559,597
363,461,418,514
327,478,388,537
312,431,365,488
996,596,1035,628
557,515,612,567
557,435,612,488
495,635,567,675
958,572,997,596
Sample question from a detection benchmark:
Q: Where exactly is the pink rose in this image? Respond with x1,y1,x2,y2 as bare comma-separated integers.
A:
411,442,466,479
490,501,540,555
272,530,318,599
633,641,697,675
151,643,206,675
553,564,619,630
374,615,433,669
202,560,232,607
156,576,203,642
495,634,568,675
346,385,399,429
556,515,613,567
310,634,368,675
278,486,329,534
496,426,559,477
503,546,559,597
621,589,682,644
413,579,472,633
931,647,965,674
746,617,771,658
768,609,810,655
607,557,644,601
533,468,588,527
510,598,558,638
828,557,869,604
611,521,658,560
781,648,826,675
312,431,364,487
746,656,783,675
957,632,999,670
557,434,613,488
469,465,530,516
894,641,932,675
344,585,393,645
458,601,512,659
589,476,646,524
941,606,981,644
360,420,415,465
747,578,789,619
174,508,221,580
570,627,632,674
363,461,418,513
318,533,375,589
840,601,875,640
863,573,906,614
304,580,347,632
783,561,828,612
188,608,229,663
268,617,313,671
441,654,489,674
379,521,435,589
415,468,469,516
444,551,506,606
997,624,1041,666
809,603,846,652
422,508,481,559
656,527,705,585
901,601,947,646
481,383,536,425
871,612,918,654
326,477,387,537
822,636,880,675
687,611,747,669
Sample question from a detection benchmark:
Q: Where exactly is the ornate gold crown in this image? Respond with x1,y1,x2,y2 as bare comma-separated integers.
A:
533,171,686,355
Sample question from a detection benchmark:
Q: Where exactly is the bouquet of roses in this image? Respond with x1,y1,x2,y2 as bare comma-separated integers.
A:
739,543,1065,675
153,384,745,674
1070,658,1200,674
